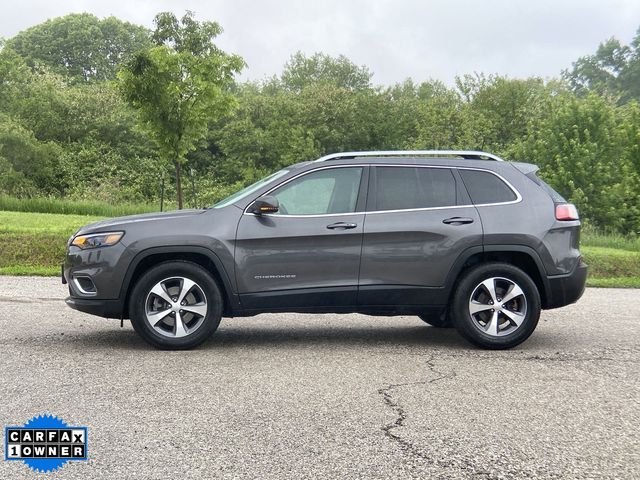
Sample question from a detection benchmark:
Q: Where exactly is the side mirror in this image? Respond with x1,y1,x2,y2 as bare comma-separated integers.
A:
248,196,279,215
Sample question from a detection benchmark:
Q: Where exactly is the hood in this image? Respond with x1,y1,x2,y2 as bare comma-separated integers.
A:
76,209,206,235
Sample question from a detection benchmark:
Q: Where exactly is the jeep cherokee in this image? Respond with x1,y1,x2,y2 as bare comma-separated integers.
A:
63,150,587,349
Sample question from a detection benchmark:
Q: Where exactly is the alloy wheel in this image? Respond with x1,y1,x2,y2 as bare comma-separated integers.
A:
144,276,208,338
468,276,527,337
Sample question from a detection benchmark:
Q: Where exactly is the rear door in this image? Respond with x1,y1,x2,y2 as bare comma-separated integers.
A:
358,165,483,306
235,166,368,309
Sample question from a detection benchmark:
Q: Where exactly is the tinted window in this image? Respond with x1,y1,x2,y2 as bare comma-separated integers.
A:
271,167,362,215
374,167,457,211
459,170,517,204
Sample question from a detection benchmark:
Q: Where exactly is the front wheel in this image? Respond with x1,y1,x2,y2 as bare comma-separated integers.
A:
451,263,541,349
129,261,223,349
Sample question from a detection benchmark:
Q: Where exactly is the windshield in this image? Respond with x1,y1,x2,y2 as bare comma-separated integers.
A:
212,169,290,209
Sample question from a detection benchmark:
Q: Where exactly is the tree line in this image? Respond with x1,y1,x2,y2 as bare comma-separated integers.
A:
0,12,639,233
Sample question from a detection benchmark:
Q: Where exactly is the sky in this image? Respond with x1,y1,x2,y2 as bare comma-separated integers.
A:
2,0,639,86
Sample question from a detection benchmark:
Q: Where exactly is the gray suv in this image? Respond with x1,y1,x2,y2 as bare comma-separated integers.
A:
63,150,587,350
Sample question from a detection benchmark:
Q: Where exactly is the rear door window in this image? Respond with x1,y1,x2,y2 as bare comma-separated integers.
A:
373,167,457,211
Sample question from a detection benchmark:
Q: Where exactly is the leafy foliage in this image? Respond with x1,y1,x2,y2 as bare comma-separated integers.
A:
279,51,372,92
512,92,640,233
564,28,640,103
0,12,638,235
6,13,151,82
118,11,244,208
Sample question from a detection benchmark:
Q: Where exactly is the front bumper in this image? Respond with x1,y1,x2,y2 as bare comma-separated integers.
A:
65,296,124,318
544,257,588,309
62,242,131,319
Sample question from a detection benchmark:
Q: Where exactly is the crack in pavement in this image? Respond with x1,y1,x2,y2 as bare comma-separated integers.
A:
376,355,491,477
397,348,639,364
376,348,638,478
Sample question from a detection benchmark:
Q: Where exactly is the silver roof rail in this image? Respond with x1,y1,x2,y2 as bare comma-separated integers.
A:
314,150,505,162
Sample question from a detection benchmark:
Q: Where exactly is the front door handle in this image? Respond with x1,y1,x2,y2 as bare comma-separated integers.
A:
327,222,357,230
442,217,474,225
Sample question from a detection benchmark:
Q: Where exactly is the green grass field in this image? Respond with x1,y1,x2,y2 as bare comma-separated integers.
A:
0,210,638,287
0,195,160,217
0,211,104,276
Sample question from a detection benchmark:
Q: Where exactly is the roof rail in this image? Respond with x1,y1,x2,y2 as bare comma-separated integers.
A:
314,150,505,162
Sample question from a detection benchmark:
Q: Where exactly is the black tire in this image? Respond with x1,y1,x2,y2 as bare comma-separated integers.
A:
451,262,541,349
418,312,453,328
128,261,223,350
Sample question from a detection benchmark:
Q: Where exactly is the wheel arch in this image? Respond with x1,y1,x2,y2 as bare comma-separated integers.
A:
446,245,550,308
120,246,240,318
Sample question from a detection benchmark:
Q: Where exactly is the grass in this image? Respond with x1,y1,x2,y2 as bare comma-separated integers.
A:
0,195,161,217
0,210,638,288
581,246,639,276
581,229,640,287
586,277,640,288
0,211,105,276
0,210,103,235
581,229,640,251
581,246,640,288
0,265,60,276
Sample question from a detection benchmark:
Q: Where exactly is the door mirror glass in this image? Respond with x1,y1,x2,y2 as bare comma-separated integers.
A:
248,196,279,215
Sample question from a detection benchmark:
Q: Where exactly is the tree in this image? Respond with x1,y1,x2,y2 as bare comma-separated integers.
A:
0,114,62,195
564,28,640,104
119,11,244,208
279,52,372,92
511,92,640,233
456,74,547,149
0,43,32,111
6,13,151,82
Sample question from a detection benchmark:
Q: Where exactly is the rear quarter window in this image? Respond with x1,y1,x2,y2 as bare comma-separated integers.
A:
526,172,567,203
459,170,517,205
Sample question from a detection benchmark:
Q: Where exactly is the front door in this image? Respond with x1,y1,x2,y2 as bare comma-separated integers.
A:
235,166,367,310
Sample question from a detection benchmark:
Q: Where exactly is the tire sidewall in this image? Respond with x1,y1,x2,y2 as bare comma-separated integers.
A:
452,263,541,349
129,261,222,349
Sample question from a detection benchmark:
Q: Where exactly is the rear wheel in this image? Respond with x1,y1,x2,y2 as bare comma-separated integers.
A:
451,263,541,349
129,261,223,349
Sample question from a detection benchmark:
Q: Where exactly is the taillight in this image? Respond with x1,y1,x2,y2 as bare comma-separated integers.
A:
555,203,579,221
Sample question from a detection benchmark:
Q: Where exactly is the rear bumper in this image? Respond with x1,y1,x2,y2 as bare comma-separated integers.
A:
544,257,588,309
65,297,124,319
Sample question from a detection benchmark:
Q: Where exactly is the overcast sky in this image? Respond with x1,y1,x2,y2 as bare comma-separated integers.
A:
2,0,639,85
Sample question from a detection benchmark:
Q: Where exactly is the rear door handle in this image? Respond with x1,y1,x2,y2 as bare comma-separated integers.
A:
442,217,474,225
327,222,357,230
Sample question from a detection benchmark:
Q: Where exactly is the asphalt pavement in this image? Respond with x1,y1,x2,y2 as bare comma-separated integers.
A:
0,276,638,479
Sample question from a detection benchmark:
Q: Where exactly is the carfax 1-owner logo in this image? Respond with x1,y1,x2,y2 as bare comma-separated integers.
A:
4,414,88,473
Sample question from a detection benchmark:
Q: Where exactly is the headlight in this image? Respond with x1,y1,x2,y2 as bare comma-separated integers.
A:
71,232,124,250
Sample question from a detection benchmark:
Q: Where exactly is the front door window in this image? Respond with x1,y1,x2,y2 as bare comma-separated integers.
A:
270,167,363,215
